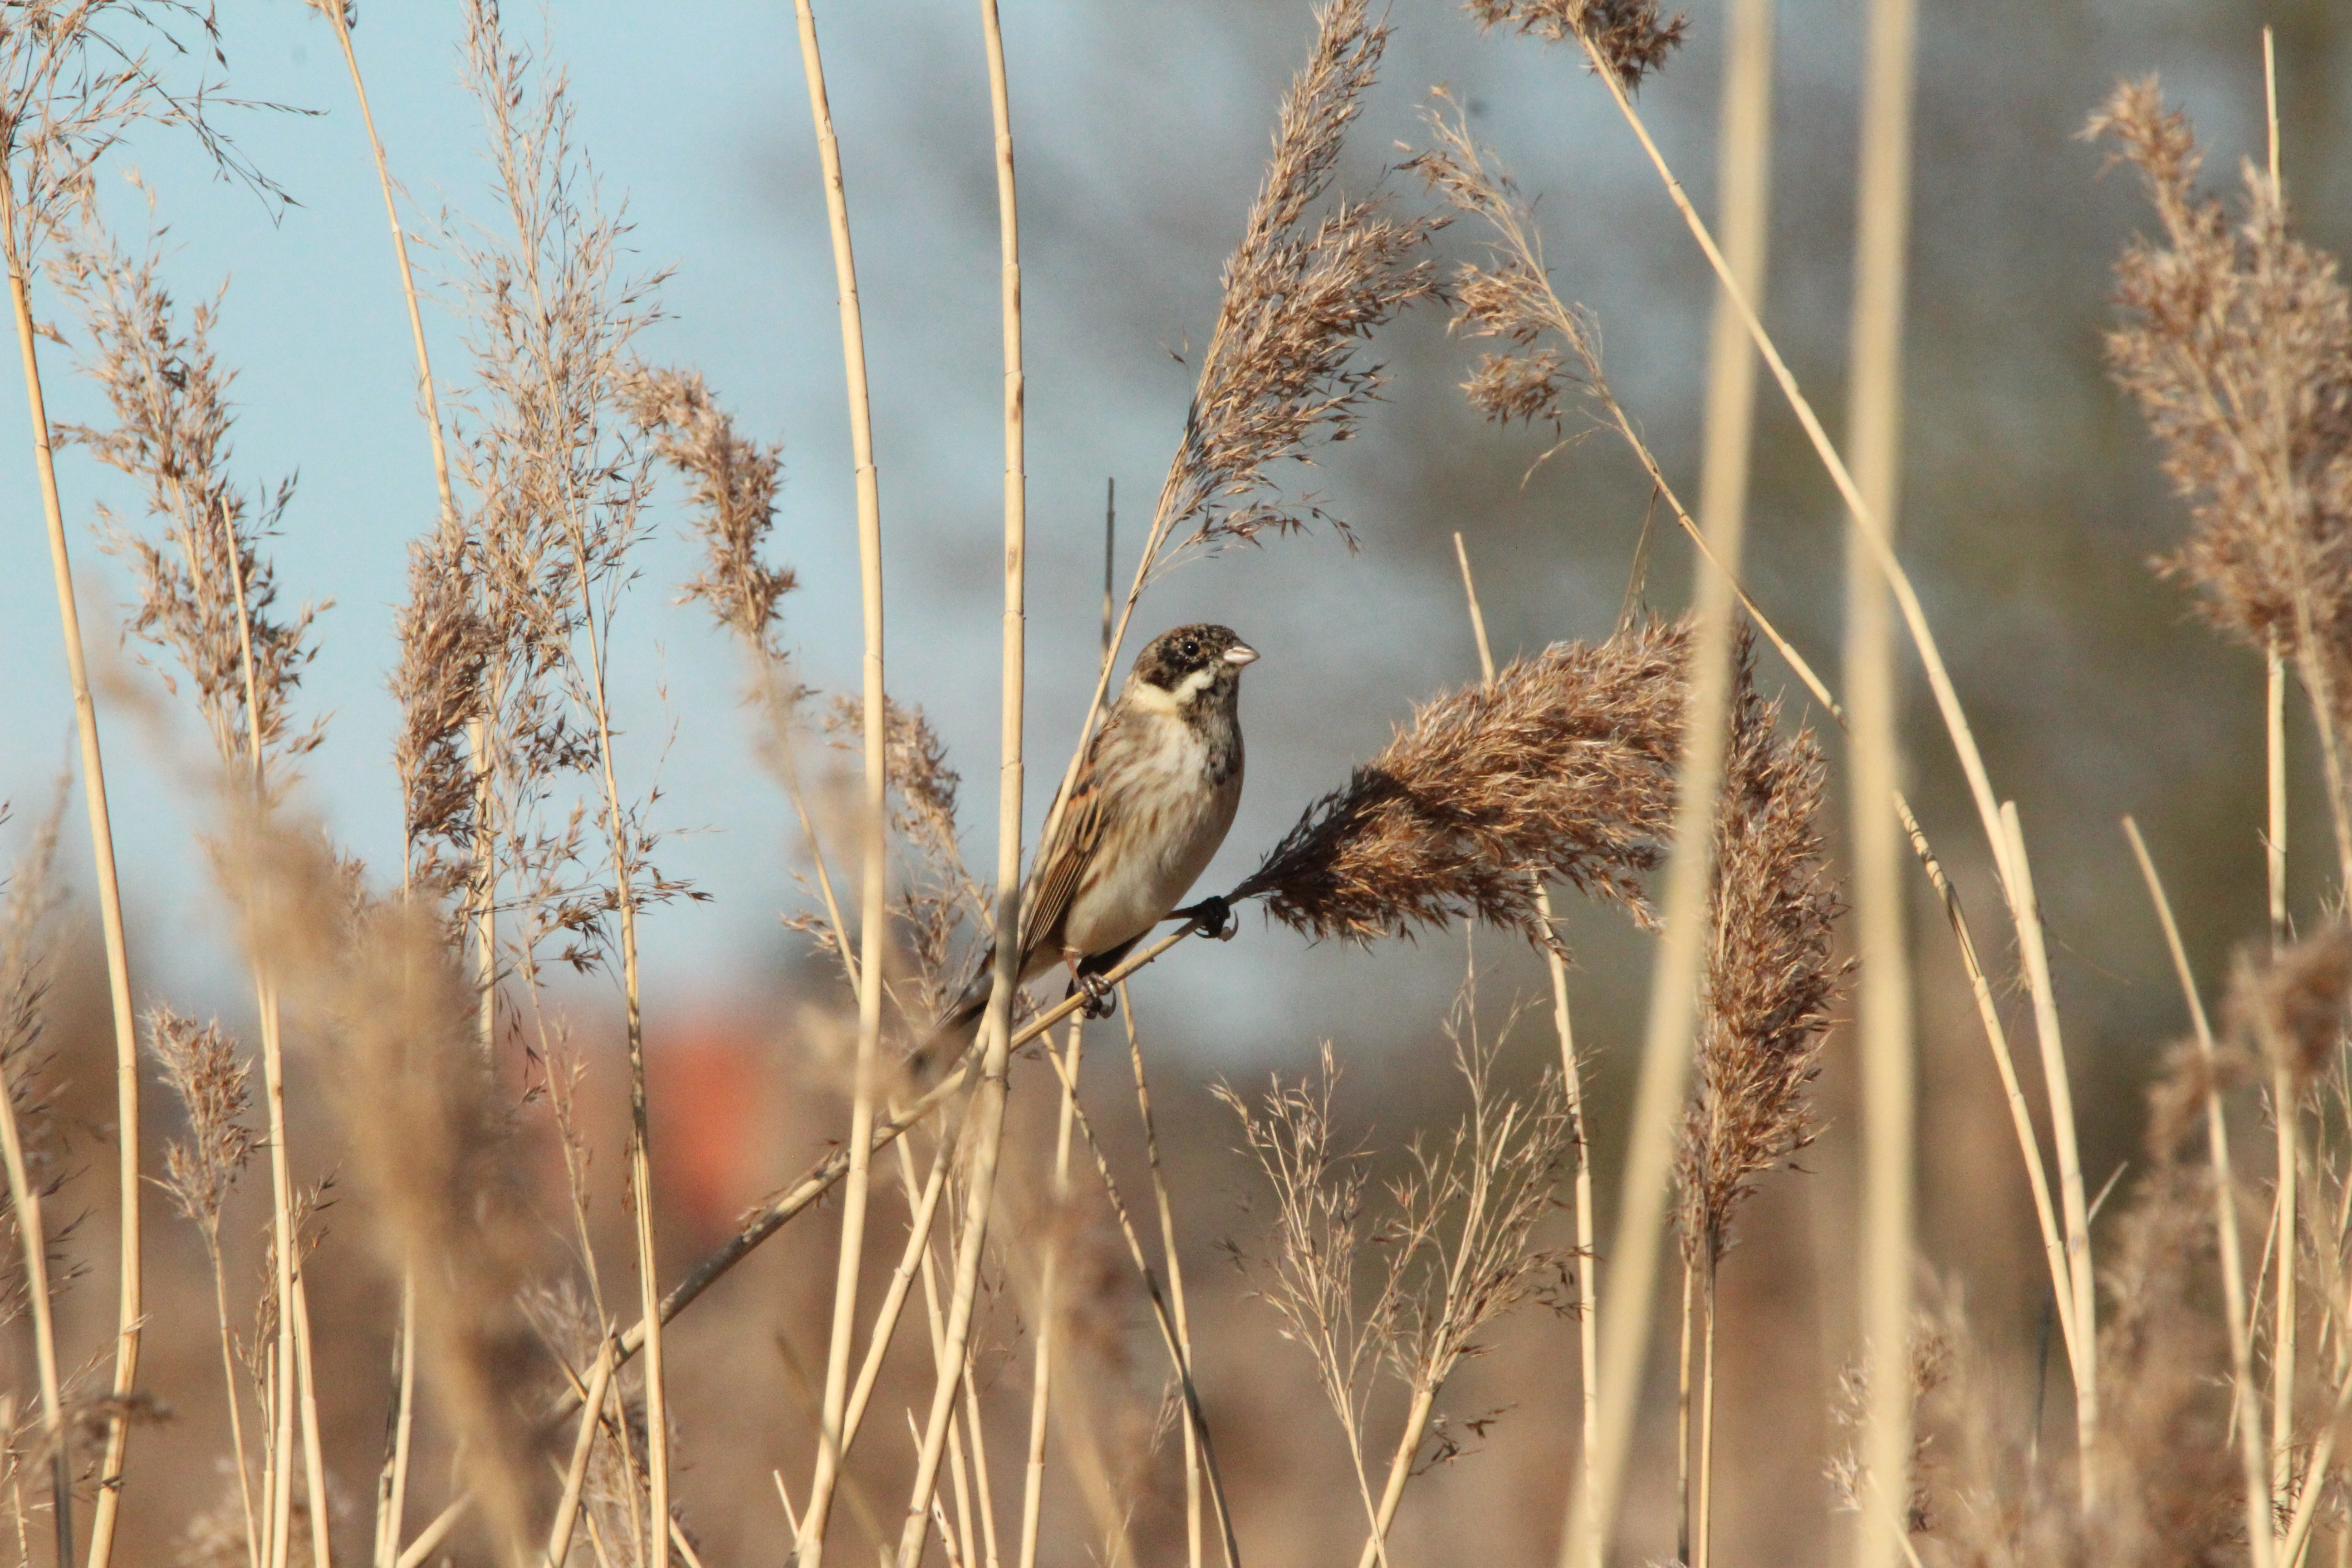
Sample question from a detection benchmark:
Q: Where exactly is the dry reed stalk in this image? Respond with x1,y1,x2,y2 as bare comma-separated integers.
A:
1041,0,1436,867
1996,800,2099,1494
787,2,890,1559
58,218,340,1568
2092,78,2352,887
2122,818,2274,1568
1116,991,1203,1568
148,1007,262,1568
0,137,119,1568
1680,5,1774,1555
1897,800,2081,1362
0,18,287,1556
1033,1028,1241,1568
0,808,72,1567
889,0,1039,1542
1017,1023,1078,1568
1450,535,1599,1559
1470,13,2107,1514
1842,0,1920,1559
301,7,463,1536
1671,652,1842,1568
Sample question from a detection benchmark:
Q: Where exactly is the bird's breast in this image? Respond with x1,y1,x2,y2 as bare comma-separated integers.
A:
1060,714,1243,960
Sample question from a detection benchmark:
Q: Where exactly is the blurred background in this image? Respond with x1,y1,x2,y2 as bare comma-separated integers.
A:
2,0,2347,1563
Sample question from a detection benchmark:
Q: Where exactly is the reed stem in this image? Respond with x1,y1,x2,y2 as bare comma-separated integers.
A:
1451,534,1598,1568
1,189,137,1568
0,970,69,1568
790,0,892,1557
895,1,1028,1559
2124,818,2274,1568
1565,0,1766,1539
1564,37,2100,1466
1844,0,1920,1552
1121,992,1205,1568
1017,1021,1080,1568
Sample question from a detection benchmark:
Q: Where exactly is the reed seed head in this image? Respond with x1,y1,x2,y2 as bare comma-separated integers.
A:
1149,0,1442,567
2093,79,2352,724
59,224,321,786
1462,0,1689,88
2224,921,2352,1088
1234,617,1688,946
1675,645,1844,1266
145,1008,255,1238
627,365,795,654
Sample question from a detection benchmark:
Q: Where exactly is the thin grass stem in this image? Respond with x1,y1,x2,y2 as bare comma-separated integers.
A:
1033,1032,1242,1568
1450,534,1599,1565
0,977,68,1568
316,15,456,1546
1893,797,2079,1372
789,0,892,1559
1120,990,1204,1568
2124,817,2274,1567
1017,1021,1081,1568
1998,801,2098,1495
544,1334,615,1568
1,191,134,1568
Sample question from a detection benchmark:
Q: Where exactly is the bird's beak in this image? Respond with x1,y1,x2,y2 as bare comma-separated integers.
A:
1223,642,1259,666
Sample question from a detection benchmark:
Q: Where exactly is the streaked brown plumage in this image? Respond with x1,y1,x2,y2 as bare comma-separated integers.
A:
931,623,1257,1052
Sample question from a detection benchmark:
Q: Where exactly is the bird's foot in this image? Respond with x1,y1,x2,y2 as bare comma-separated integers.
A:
1177,894,1236,941
1076,970,1118,1020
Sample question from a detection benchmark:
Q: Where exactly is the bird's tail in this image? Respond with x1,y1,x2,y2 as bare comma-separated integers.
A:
907,950,1004,1078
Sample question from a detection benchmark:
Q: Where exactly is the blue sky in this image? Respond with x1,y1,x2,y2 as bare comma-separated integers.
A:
0,0,2298,1064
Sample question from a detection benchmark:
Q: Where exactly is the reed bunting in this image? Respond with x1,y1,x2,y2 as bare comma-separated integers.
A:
930,623,1258,1052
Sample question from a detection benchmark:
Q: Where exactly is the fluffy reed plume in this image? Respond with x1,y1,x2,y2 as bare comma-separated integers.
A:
627,365,795,655
1406,95,1606,445
1674,654,1842,1265
823,695,985,1023
0,804,72,1305
2092,81,2352,840
146,1008,264,1568
240,827,544,1554
447,0,687,985
2226,922,2352,1088
2090,1165,2244,1562
1141,0,1440,566
1216,986,1575,1559
147,1009,255,1240
1825,1326,1945,1533
1461,0,1689,87
1233,617,1687,946
56,224,321,782
392,507,492,900
0,4,280,267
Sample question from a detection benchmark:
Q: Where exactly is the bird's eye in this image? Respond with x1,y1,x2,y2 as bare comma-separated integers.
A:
1180,639,1199,661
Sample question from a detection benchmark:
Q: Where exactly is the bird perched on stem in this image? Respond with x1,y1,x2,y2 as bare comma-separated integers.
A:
928,623,1258,1058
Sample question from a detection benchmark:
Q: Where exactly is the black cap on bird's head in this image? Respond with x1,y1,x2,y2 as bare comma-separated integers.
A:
1131,623,1258,701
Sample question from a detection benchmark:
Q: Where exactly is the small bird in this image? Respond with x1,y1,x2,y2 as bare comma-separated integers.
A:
929,622,1258,1054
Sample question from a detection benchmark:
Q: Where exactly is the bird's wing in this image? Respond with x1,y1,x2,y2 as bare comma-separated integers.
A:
1019,724,1119,965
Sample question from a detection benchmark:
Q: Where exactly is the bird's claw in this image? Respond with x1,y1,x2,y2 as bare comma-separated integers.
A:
1179,894,1236,942
1077,971,1117,1020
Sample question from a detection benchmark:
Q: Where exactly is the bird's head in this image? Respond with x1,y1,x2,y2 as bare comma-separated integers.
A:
1129,623,1258,710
